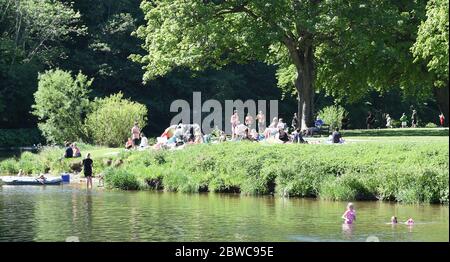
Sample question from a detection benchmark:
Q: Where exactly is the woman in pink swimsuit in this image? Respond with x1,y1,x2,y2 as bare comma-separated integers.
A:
342,202,356,224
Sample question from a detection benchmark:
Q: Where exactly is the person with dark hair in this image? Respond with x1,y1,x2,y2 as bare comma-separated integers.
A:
292,128,306,143
439,113,445,127
411,110,418,128
64,142,73,158
366,112,375,129
291,113,299,130
82,153,93,189
331,128,342,144
277,127,290,143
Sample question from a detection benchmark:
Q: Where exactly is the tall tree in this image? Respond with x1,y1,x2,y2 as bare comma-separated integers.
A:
412,0,449,119
132,0,429,129
0,0,84,127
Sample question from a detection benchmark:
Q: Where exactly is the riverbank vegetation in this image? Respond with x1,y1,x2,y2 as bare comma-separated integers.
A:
1,132,448,204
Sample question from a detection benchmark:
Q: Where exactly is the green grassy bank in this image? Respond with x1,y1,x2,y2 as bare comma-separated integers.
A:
1,130,448,204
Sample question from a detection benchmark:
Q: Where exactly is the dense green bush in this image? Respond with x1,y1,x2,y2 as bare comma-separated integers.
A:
318,105,348,130
0,128,44,147
85,93,148,147
1,140,448,204
32,69,92,144
425,122,438,128
104,167,140,190
96,142,448,204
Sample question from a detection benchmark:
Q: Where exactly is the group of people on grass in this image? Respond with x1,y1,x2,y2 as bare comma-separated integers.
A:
63,142,81,158
125,122,149,150
149,111,344,150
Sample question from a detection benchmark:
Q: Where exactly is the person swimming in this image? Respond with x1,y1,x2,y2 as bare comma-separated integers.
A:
342,202,356,224
405,218,414,225
390,216,398,224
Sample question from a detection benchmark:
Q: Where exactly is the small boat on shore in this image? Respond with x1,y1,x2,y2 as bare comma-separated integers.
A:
0,176,63,186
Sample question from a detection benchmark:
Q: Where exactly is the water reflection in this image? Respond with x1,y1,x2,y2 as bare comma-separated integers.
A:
0,186,448,242
342,223,354,240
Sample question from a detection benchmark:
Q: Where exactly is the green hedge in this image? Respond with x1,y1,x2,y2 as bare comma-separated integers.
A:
104,142,448,204
2,141,448,204
0,129,44,147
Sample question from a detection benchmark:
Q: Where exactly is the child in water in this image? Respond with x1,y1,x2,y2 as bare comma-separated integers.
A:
342,203,356,224
405,218,414,225
390,216,398,224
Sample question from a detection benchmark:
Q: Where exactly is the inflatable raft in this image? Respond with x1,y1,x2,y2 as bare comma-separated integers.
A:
0,176,63,185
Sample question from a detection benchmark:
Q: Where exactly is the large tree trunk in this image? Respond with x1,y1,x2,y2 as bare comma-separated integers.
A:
293,45,315,130
434,84,449,126
284,36,315,130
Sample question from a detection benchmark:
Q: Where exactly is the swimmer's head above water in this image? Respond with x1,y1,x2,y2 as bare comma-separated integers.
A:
406,218,414,225
391,216,398,224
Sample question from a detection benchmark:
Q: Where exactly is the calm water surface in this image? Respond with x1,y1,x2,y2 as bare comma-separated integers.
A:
0,185,448,242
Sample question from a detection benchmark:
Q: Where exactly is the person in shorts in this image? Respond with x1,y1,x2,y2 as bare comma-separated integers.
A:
131,122,141,149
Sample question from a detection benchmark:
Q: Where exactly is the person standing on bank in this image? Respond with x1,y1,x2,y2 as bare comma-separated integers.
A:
291,113,299,130
439,113,445,127
230,110,240,140
82,153,93,189
256,111,266,133
131,122,141,149
366,111,375,129
411,110,418,128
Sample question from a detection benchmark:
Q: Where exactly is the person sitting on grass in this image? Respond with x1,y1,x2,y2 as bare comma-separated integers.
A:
277,118,287,131
276,127,290,143
37,174,47,184
219,130,227,142
125,138,133,150
64,142,73,158
139,133,149,148
292,128,307,143
250,129,260,141
331,128,344,144
72,143,81,158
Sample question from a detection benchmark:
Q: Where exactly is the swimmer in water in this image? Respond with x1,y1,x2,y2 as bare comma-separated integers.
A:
405,218,414,225
342,202,356,224
390,216,398,224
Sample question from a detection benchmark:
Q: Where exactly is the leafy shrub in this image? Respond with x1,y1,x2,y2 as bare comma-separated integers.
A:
0,158,19,174
318,105,348,130
425,122,438,128
85,93,148,147
104,167,140,190
390,119,401,128
32,69,92,144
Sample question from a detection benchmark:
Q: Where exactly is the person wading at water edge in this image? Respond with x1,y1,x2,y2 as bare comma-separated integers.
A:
131,122,141,149
82,153,94,189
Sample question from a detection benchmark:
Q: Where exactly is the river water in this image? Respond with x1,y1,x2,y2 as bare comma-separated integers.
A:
0,185,448,242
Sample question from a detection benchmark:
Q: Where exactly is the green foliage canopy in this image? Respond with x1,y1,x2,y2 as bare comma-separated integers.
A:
86,92,148,147
32,69,92,144
412,0,449,88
